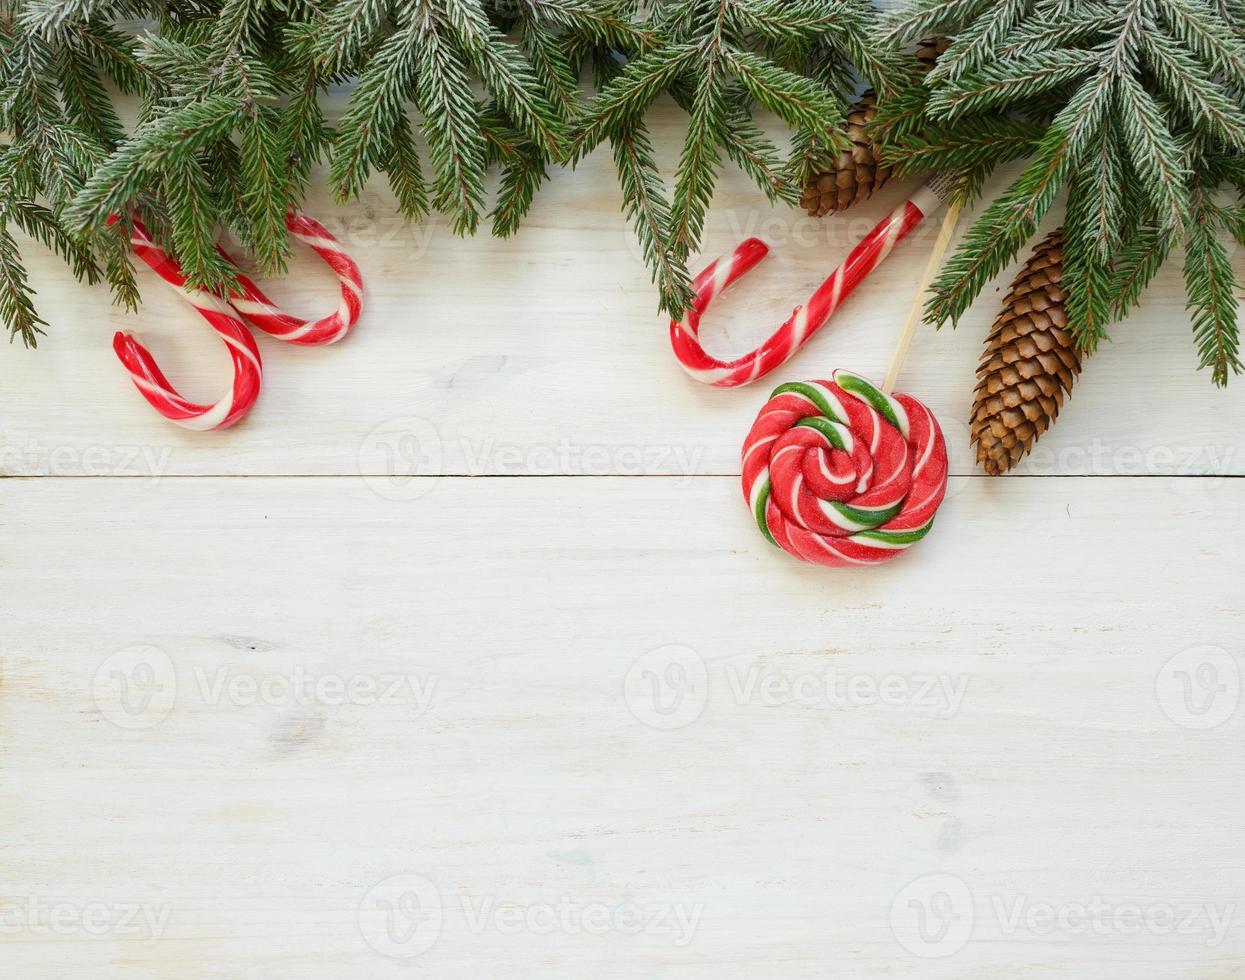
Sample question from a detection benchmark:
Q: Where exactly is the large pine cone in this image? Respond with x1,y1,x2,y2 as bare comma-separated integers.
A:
971,228,1083,475
800,38,950,217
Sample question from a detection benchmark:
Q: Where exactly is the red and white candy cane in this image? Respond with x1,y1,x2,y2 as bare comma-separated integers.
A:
671,174,954,387
111,211,364,429
741,371,948,566
224,212,363,345
110,215,263,431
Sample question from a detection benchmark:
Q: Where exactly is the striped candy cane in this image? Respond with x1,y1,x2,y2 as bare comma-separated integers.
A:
225,212,364,345
110,216,263,431
671,176,953,387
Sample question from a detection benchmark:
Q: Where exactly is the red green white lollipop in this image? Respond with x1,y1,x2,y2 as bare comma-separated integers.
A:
735,190,963,567
741,372,948,566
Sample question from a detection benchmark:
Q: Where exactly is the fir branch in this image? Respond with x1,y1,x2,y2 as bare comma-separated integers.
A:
669,58,727,260
212,0,268,62
520,12,580,113
723,47,845,143
57,39,126,148
998,8,1117,57
443,0,565,159
877,116,1045,175
925,0,1026,83
78,24,157,94
489,143,547,238
383,110,430,221
569,44,699,160
329,21,420,204
0,223,46,346
1115,72,1189,233
882,0,991,46
280,67,330,201
1110,222,1175,320
411,4,487,235
927,125,1073,326
239,105,291,274
611,123,694,315
5,199,100,283
721,97,793,204
165,157,238,292
1184,181,1243,385
924,49,1099,122
17,0,147,39
100,216,140,312
314,0,390,72
1063,179,1114,348
1141,27,1245,150
926,73,1110,326
1078,116,1127,260
734,0,857,40
1161,0,1245,91
68,95,243,231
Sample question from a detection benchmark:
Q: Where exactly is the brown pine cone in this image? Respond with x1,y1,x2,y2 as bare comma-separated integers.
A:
971,228,1083,476
914,35,950,72
800,38,951,217
799,89,889,216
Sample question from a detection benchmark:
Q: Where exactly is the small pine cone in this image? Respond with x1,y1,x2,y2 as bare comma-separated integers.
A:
971,228,1083,476
800,37,951,217
799,89,889,216
914,36,951,72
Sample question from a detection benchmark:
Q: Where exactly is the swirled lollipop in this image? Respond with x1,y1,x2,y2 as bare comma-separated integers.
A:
734,187,965,567
742,371,948,566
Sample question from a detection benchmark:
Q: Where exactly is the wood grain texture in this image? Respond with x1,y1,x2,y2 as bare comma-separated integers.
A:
2,99,1244,979
2,476,1243,978
0,103,1242,478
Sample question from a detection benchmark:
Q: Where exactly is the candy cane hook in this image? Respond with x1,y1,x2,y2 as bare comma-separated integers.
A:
671,174,956,387
110,216,262,431
225,212,364,346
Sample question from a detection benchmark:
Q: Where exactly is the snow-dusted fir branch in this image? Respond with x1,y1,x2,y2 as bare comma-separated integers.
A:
882,0,1245,384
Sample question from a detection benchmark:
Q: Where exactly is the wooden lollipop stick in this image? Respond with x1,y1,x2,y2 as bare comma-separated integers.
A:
882,198,962,395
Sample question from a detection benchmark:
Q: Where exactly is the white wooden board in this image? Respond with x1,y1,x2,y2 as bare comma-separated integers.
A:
2,476,1243,977
1,99,1244,979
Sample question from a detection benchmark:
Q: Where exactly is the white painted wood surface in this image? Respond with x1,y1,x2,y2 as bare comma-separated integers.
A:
2,102,1244,978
